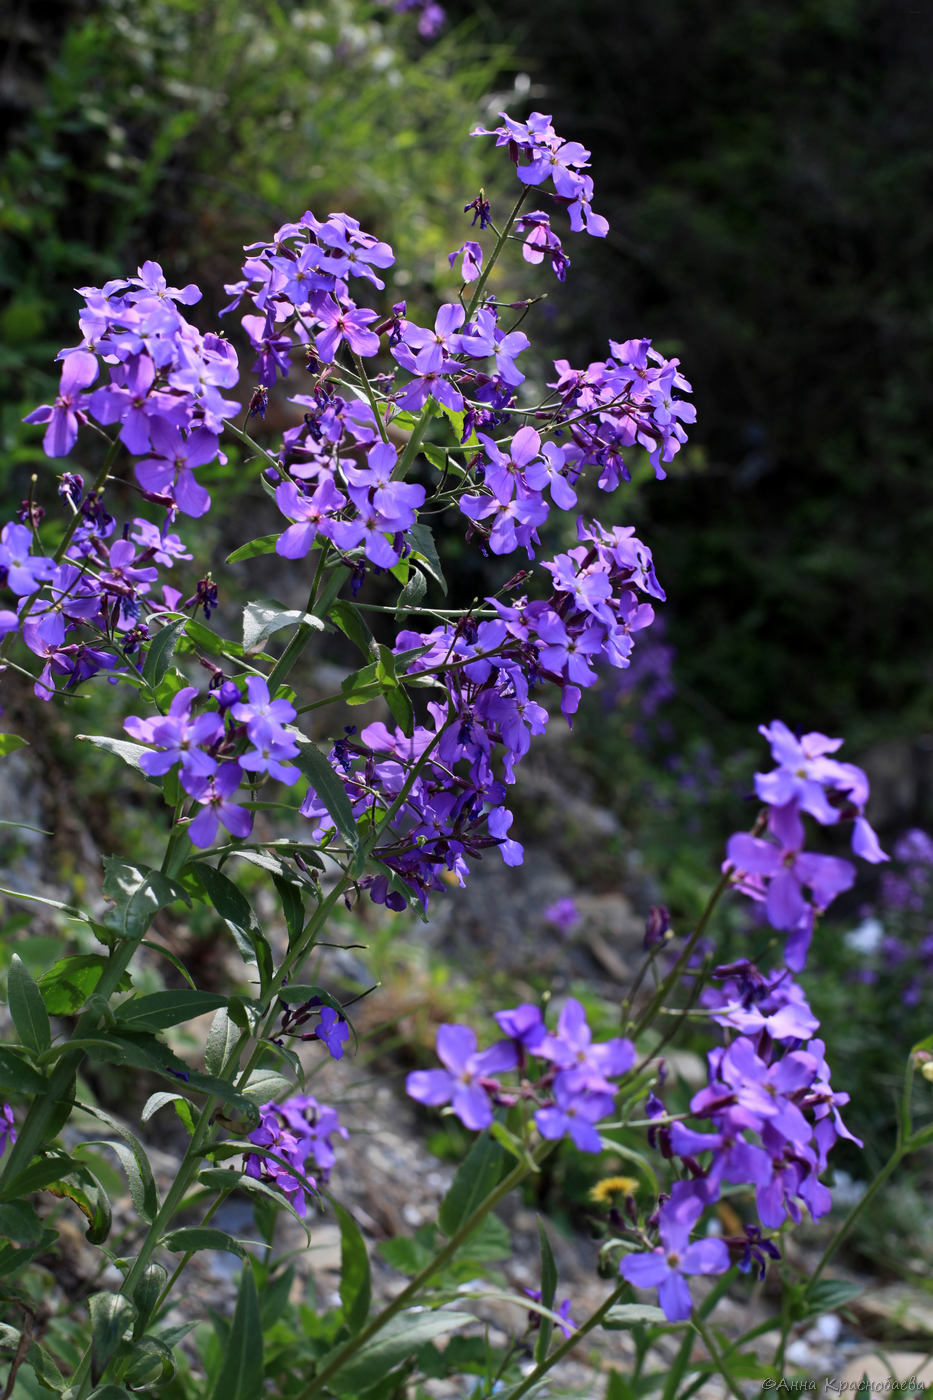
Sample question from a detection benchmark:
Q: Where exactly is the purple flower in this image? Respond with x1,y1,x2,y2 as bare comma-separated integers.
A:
448,241,483,283
185,763,253,847
23,351,98,457
314,1006,349,1060
544,897,581,933
0,523,56,596
620,1199,730,1322
0,1103,16,1158
314,299,381,362
535,1077,616,1153
406,1023,518,1130
134,422,220,518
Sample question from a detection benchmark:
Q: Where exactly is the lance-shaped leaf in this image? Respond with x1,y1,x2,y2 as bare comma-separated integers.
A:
208,1265,263,1400
534,1218,559,1365
333,1198,371,1331
89,1292,136,1386
438,1132,505,1238
293,742,360,853
7,955,51,1055
188,862,272,987
226,533,280,564
114,990,227,1033
142,616,187,688
326,1310,474,1395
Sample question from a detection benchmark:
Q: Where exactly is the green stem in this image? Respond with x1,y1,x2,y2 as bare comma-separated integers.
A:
353,355,391,444
809,1142,905,1285
692,1312,746,1400
464,188,531,321
295,1147,551,1400
501,1281,627,1400
266,546,341,693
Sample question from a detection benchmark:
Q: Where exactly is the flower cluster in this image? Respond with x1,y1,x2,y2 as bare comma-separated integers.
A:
472,111,608,238
406,998,634,1150
726,721,888,969
125,677,302,847
24,261,237,501
244,1094,346,1218
298,518,664,908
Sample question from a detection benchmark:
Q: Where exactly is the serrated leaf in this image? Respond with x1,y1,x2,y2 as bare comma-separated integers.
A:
205,1007,241,1076
242,600,324,652
293,743,360,852
0,734,28,757
163,1227,247,1258
114,990,227,1032
535,1218,558,1365
227,534,281,564
101,859,187,942
7,954,51,1055
208,1265,262,1400
438,1132,505,1238
333,1198,371,1331
142,616,187,688
406,522,447,595
327,1310,474,1394
89,1291,136,1385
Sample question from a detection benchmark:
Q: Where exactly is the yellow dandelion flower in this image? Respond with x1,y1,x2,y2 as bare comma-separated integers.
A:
589,1175,640,1205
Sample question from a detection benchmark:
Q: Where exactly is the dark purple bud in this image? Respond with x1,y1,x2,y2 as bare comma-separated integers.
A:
248,385,268,420
217,680,240,710
643,905,671,949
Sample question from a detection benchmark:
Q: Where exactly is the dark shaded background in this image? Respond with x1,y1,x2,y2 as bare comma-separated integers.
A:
4,0,931,756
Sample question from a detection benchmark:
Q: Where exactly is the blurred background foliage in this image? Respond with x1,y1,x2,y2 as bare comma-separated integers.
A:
448,0,933,754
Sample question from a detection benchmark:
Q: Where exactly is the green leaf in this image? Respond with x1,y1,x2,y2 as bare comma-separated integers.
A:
7,953,51,1054
39,955,131,1015
385,684,414,737
0,1046,46,1094
0,1201,45,1245
208,1265,263,1400
329,600,374,657
101,859,187,942
89,1291,136,1385
602,1303,667,1329
132,1263,168,1336
142,616,187,688
799,1278,864,1316
226,534,281,564
0,1324,65,1391
185,617,246,658
0,734,28,757
333,1198,371,1331
534,1218,558,1365
114,990,227,1032
242,600,324,653
76,1106,159,1224
272,874,304,945
205,1008,241,1076
438,1132,505,1238
406,522,447,595
49,1164,112,1245
395,566,427,619
327,1310,474,1395
163,1227,247,1259
239,1068,294,1107
293,742,360,852
76,735,152,772
142,1091,195,1134
188,862,272,987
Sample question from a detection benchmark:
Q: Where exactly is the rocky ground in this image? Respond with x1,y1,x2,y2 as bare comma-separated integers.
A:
4,720,933,1399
